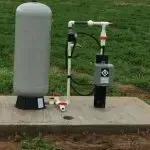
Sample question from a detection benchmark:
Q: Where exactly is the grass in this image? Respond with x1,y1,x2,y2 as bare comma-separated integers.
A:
0,0,150,96
20,134,61,150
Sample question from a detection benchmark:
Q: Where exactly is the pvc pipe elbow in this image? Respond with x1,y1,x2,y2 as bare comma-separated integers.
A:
68,21,75,28
60,105,66,112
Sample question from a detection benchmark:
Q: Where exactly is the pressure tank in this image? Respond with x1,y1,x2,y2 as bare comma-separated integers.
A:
13,1,52,109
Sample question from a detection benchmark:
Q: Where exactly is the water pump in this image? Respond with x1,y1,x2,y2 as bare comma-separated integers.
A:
66,20,114,108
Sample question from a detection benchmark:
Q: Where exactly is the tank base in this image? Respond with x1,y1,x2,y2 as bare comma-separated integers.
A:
15,96,46,110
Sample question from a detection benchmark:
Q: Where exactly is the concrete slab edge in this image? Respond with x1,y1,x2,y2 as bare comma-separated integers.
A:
0,125,150,134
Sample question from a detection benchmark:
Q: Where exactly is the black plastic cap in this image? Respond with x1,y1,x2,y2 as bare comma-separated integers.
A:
96,54,108,64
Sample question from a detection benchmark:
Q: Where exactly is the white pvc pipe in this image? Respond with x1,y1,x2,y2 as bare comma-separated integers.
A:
100,24,107,54
68,21,75,28
87,20,112,26
66,42,74,103
68,20,112,27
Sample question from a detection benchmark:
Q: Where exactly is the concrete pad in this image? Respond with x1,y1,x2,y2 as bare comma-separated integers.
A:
0,96,150,133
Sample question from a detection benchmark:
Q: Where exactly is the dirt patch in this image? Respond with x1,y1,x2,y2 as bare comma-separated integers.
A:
1,132,150,149
118,84,150,100
44,132,150,150
0,141,19,150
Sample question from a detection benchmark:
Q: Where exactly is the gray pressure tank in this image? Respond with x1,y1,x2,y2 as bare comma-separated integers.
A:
13,1,52,109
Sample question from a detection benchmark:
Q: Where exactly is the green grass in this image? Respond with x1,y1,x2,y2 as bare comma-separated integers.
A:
20,134,61,150
0,0,150,96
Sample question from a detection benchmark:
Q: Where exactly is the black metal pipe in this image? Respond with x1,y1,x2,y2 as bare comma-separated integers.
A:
94,54,108,108
94,86,106,108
